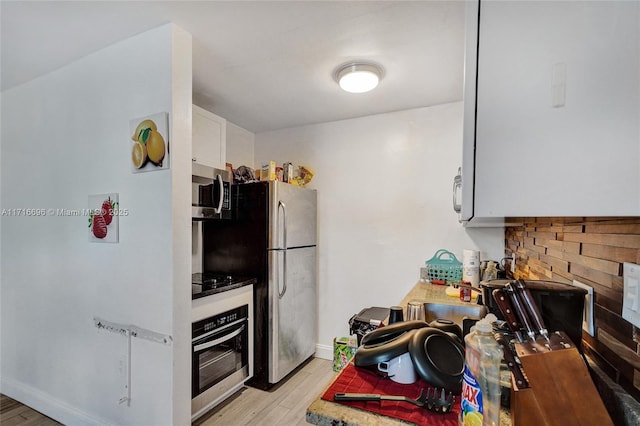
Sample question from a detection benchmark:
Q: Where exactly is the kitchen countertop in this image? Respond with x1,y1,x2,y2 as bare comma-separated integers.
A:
396,280,478,311
306,281,512,426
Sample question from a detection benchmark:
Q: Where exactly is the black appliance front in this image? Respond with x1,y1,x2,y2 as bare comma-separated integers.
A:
349,307,390,346
481,279,587,351
192,164,232,220
202,182,272,389
192,305,249,398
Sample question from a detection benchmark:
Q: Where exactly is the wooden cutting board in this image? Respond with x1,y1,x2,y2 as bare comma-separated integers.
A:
511,344,612,426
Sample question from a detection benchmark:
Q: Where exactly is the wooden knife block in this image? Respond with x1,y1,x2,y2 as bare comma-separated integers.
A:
510,344,612,426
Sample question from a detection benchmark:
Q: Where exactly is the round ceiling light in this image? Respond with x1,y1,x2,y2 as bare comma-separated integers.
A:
335,62,383,94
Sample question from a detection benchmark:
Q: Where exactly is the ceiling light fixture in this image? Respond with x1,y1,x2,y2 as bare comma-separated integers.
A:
335,62,383,94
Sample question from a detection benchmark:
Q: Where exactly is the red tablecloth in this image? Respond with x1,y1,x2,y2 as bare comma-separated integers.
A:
322,363,460,425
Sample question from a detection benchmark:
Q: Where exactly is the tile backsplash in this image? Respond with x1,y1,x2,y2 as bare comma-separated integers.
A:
505,217,640,401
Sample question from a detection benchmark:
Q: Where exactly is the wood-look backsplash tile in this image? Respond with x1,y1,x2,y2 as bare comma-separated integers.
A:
505,217,640,401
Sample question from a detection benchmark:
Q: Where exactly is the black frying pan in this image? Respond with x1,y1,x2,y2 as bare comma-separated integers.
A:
354,330,415,366
408,327,465,393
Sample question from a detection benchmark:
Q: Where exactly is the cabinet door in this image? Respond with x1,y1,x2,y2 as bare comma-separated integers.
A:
459,0,480,222
463,1,640,222
193,104,226,169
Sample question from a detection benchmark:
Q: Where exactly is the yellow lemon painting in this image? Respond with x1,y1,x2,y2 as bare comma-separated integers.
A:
129,112,169,173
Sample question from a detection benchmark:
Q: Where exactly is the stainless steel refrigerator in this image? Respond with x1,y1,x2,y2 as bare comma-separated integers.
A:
202,180,317,389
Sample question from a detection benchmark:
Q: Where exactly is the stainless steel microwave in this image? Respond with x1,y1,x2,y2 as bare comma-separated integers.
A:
192,163,232,220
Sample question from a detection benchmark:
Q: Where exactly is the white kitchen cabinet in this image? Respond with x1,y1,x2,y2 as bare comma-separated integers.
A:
193,104,226,169
457,0,640,225
226,122,255,169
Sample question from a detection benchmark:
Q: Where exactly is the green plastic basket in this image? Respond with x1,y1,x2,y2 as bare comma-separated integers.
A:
425,249,463,283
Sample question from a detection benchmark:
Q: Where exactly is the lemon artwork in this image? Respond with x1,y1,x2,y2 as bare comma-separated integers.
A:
131,119,157,142
146,129,166,166
131,141,147,169
131,119,166,169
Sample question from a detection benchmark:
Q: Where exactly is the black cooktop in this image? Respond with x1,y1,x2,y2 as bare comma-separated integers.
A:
192,273,256,300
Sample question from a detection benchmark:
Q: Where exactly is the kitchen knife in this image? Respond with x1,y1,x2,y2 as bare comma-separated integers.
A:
515,279,550,342
504,283,536,342
494,333,529,389
492,289,524,342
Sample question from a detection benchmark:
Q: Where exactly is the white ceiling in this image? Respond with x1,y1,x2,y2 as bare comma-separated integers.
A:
1,1,466,133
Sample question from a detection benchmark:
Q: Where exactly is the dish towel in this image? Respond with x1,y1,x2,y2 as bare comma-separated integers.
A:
322,363,460,425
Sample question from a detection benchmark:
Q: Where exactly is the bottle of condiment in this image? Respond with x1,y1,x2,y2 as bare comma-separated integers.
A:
459,314,502,426
483,261,497,281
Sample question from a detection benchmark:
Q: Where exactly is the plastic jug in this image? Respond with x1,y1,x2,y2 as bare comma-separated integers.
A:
459,314,502,426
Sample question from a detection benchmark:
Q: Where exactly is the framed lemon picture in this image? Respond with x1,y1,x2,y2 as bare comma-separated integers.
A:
130,112,169,173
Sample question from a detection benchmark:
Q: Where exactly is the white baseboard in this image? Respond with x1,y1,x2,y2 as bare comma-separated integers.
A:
1,377,111,426
315,343,333,361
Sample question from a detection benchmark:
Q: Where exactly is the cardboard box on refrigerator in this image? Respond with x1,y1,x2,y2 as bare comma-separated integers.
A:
260,161,277,181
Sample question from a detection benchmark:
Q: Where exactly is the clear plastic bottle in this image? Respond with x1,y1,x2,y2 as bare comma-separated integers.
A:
459,314,502,426
483,261,497,281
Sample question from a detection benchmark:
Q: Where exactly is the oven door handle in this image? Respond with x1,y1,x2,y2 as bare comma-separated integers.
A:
193,324,245,353
192,318,246,344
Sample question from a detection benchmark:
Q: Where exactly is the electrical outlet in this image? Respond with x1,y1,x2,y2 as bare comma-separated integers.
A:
572,279,595,336
623,263,640,328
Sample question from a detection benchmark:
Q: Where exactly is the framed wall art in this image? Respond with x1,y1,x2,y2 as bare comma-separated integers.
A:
88,193,119,243
130,112,169,173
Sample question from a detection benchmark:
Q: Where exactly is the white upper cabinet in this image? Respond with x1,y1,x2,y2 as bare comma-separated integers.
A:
193,104,226,169
457,0,640,225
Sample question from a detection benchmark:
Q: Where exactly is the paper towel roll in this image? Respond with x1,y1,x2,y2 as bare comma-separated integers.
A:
463,249,480,266
463,249,480,287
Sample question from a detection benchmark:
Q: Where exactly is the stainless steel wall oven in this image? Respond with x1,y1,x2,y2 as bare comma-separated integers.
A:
191,284,254,420
192,305,248,398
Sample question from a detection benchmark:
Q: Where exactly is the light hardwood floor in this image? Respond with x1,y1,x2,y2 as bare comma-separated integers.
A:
0,357,335,426
0,394,62,426
194,357,335,426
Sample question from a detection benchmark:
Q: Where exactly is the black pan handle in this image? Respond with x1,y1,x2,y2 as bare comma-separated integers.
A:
334,392,420,407
334,393,382,402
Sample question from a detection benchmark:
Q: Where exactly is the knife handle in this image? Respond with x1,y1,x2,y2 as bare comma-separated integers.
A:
492,289,521,332
515,279,547,332
495,334,529,389
334,393,381,402
505,283,536,338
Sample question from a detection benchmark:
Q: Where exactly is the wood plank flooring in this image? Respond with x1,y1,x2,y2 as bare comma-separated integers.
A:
0,357,335,426
194,357,335,426
0,394,61,426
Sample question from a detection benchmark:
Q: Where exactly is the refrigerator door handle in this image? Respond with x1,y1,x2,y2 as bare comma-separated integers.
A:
280,250,287,299
278,200,288,299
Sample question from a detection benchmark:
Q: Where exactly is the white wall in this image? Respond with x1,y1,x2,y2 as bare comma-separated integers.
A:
1,24,192,426
255,103,504,357
169,25,193,426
